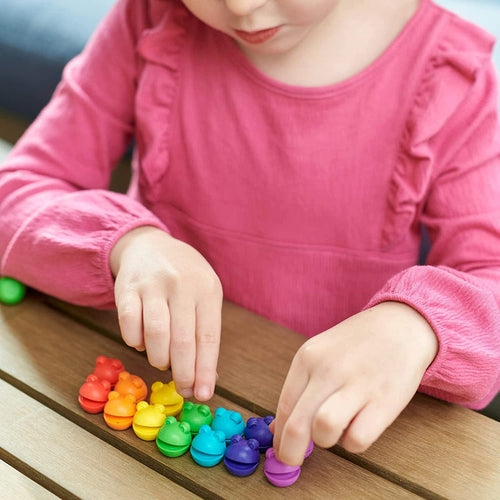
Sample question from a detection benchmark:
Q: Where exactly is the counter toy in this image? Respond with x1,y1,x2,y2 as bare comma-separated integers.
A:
156,416,192,457
132,402,167,441
190,425,227,467
114,371,148,402
211,407,245,443
78,374,111,414
92,356,125,387
149,381,183,416
179,402,213,435
263,447,301,487
103,391,137,430
223,435,260,477
243,416,274,452
305,440,314,459
0,276,26,305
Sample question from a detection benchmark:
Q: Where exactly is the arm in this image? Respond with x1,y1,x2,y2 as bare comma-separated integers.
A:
273,51,500,465
367,56,500,409
0,0,222,401
0,0,164,307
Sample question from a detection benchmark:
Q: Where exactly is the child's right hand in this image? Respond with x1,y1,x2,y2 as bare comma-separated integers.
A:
270,301,438,466
109,226,223,402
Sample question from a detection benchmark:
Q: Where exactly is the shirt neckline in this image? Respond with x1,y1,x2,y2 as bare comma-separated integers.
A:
219,0,430,98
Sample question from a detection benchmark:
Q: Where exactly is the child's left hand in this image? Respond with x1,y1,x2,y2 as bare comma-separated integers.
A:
271,301,438,466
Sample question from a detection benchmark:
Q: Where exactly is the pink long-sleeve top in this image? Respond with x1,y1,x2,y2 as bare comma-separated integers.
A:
1,0,499,409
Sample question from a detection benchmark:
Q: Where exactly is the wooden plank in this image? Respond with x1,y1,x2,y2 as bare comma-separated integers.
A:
0,458,58,499
0,296,418,499
0,380,199,499
0,301,29,321
48,297,500,499
44,298,304,413
348,396,500,500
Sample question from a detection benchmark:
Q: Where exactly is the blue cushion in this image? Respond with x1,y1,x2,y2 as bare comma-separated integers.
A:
0,0,115,119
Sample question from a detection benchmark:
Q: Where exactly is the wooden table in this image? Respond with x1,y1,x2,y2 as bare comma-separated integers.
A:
1,292,499,499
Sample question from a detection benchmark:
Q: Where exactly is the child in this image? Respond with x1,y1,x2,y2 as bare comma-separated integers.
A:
0,0,499,466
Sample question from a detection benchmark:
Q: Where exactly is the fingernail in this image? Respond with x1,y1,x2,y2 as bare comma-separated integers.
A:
180,388,194,398
196,386,211,401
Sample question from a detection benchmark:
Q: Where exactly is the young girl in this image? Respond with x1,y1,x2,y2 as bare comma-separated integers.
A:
1,0,499,466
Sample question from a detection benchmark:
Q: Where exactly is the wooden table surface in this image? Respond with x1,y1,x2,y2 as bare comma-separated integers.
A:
1,291,499,499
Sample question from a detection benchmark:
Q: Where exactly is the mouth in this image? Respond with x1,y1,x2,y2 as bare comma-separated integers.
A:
190,447,225,467
164,402,183,416
103,414,134,430
78,396,106,413
224,457,259,476
233,26,281,44
132,423,162,440
264,468,301,487
156,439,191,458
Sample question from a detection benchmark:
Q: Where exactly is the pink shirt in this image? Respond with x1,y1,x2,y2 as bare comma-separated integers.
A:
1,0,499,409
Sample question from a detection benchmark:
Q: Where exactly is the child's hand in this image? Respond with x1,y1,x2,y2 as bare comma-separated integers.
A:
109,226,223,401
271,302,438,466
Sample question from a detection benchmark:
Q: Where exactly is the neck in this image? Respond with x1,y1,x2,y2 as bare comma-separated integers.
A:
239,0,421,87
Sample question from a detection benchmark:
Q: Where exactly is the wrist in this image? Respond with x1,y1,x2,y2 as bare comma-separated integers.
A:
109,225,165,277
367,301,439,369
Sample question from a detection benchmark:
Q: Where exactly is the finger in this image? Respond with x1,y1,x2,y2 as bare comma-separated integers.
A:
268,419,275,434
341,394,407,454
115,286,144,351
272,354,309,458
276,379,341,466
274,342,345,465
193,296,222,402
169,297,196,398
142,292,171,370
311,388,365,449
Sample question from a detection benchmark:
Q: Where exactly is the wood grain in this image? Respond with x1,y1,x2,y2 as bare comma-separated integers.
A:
0,380,199,499
0,458,59,499
46,296,500,499
0,295,418,499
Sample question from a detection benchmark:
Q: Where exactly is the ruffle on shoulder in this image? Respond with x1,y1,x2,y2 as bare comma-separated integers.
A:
383,12,496,247
137,0,191,68
133,0,192,202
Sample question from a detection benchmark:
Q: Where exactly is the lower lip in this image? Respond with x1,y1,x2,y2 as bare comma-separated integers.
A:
234,27,281,44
